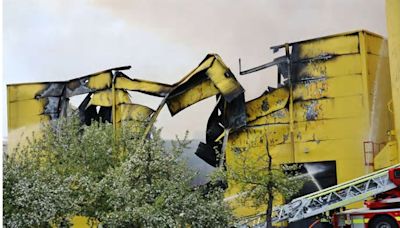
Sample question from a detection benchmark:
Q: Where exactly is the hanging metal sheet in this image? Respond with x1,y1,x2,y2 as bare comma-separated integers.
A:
89,90,131,107
115,73,172,97
166,54,244,115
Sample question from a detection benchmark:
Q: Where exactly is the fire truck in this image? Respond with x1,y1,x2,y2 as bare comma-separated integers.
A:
237,164,400,228
332,166,400,228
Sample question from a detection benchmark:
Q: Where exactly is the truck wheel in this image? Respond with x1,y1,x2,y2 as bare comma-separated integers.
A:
369,215,398,228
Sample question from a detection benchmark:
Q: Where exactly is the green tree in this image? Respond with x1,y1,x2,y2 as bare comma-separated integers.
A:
4,116,232,227
227,139,305,228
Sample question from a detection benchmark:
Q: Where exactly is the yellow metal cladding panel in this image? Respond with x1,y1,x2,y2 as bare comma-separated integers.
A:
116,104,154,122
8,83,49,102
226,129,290,165
206,57,243,100
9,114,50,131
293,96,365,121
365,33,388,56
8,98,53,116
374,141,398,170
90,90,131,107
7,124,43,155
227,133,270,172
227,145,291,173
293,76,363,100
8,95,59,130
367,55,390,82
367,55,390,95
115,76,172,97
386,0,400,157
294,118,368,143
247,109,289,127
359,32,373,128
367,54,390,78
245,88,289,122
366,53,394,143
268,143,293,165
228,124,290,150
86,72,112,90
166,80,219,115
298,54,362,79
295,34,359,59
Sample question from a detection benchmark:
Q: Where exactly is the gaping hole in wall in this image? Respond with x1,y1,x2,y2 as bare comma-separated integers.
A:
69,93,112,125
127,91,163,111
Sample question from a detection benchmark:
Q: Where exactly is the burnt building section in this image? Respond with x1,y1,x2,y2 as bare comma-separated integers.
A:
7,54,246,162
224,31,393,219
7,66,166,131
164,54,246,167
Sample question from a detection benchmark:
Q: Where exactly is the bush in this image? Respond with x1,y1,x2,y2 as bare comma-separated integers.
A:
4,117,231,227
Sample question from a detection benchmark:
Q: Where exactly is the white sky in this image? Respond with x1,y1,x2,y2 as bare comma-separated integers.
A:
3,0,387,140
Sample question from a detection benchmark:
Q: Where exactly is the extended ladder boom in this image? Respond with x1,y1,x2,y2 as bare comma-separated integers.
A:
273,164,400,223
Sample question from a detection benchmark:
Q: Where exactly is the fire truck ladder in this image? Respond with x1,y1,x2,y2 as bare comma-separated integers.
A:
235,164,400,227
273,164,400,223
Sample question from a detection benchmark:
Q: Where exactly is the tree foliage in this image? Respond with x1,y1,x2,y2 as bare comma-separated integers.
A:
227,140,306,227
4,117,231,227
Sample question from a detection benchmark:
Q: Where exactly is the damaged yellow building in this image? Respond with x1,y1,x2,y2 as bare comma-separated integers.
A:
6,30,398,224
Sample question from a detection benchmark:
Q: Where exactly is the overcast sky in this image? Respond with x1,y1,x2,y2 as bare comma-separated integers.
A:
3,0,387,140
